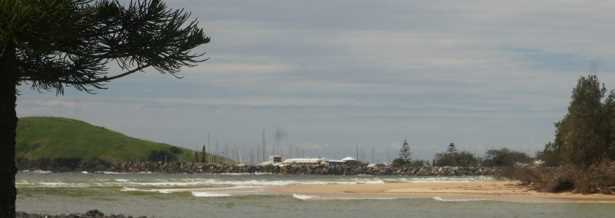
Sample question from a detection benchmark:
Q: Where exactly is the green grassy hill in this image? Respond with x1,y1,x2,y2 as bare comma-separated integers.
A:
16,117,220,163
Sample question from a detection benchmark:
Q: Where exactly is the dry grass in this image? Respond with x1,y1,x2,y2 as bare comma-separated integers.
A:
500,161,615,194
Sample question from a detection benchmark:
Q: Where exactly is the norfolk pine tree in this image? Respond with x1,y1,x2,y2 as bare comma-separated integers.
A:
0,0,210,216
399,139,411,161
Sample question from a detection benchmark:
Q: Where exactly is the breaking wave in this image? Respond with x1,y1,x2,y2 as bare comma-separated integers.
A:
18,177,388,189
383,176,495,183
292,194,319,200
192,192,232,197
292,194,398,201
17,175,494,190
20,170,52,174
432,196,486,202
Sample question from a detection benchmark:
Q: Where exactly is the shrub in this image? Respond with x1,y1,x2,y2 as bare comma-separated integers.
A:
434,151,479,167
169,146,182,154
482,148,531,167
148,150,178,162
501,161,615,194
392,158,429,168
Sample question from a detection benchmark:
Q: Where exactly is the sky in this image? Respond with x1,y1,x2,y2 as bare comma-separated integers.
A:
16,0,615,162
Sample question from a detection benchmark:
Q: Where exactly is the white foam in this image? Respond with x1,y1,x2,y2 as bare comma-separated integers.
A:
96,171,128,175
328,197,398,200
120,187,141,192
15,180,32,186
192,192,232,197
117,178,385,188
432,196,485,202
384,176,495,183
292,194,319,200
158,189,173,194
37,182,90,188
23,170,53,174
18,175,495,193
19,176,390,189
120,187,178,194
292,194,397,201
218,173,255,176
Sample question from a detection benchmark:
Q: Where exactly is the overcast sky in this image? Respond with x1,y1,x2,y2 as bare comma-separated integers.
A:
16,0,615,161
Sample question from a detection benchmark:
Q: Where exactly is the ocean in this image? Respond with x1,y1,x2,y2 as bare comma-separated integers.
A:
16,171,615,218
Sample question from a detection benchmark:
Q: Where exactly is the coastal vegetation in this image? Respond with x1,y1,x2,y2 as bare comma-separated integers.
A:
430,144,532,168
391,139,430,167
15,117,232,171
433,146,480,167
17,117,195,161
16,117,229,171
391,140,534,168
506,75,615,194
482,148,532,167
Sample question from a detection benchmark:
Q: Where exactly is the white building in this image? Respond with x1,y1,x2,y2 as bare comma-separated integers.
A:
257,155,284,166
281,158,327,166
340,157,356,162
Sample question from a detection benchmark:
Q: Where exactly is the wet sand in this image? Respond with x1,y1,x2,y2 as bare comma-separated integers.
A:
269,180,615,203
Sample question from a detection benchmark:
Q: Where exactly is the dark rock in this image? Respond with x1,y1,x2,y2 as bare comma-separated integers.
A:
16,210,144,218
85,209,104,217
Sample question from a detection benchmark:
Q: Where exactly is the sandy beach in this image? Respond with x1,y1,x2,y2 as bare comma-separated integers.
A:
269,180,615,203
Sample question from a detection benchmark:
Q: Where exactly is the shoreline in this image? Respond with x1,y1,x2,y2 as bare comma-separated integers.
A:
268,180,615,203
17,171,615,204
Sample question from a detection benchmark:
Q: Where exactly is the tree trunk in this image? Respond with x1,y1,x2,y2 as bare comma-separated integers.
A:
1,44,18,218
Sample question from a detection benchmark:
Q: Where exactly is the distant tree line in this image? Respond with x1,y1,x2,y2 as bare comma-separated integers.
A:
392,142,533,168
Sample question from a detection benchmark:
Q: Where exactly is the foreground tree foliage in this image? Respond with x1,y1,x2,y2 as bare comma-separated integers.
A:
543,75,615,167
502,161,615,193
506,75,615,194
0,0,210,216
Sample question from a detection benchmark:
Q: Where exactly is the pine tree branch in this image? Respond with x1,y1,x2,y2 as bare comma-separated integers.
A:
60,63,152,84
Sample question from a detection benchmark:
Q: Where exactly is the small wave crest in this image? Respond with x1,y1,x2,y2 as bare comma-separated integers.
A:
20,170,53,174
384,176,495,183
432,196,485,202
115,178,385,188
96,171,128,175
192,192,232,197
292,194,319,200
120,187,174,194
292,194,397,201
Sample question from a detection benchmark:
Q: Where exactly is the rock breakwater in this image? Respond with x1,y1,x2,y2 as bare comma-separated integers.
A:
19,159,499,176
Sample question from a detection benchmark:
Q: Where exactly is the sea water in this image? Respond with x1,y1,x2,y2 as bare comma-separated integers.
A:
16,172,615,218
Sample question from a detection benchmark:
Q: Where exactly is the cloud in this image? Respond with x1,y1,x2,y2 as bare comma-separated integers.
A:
186,62,291,74
17,0,615,160
503,48,598,72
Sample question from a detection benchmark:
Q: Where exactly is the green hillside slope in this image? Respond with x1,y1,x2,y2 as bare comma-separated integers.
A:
16,117,210,162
